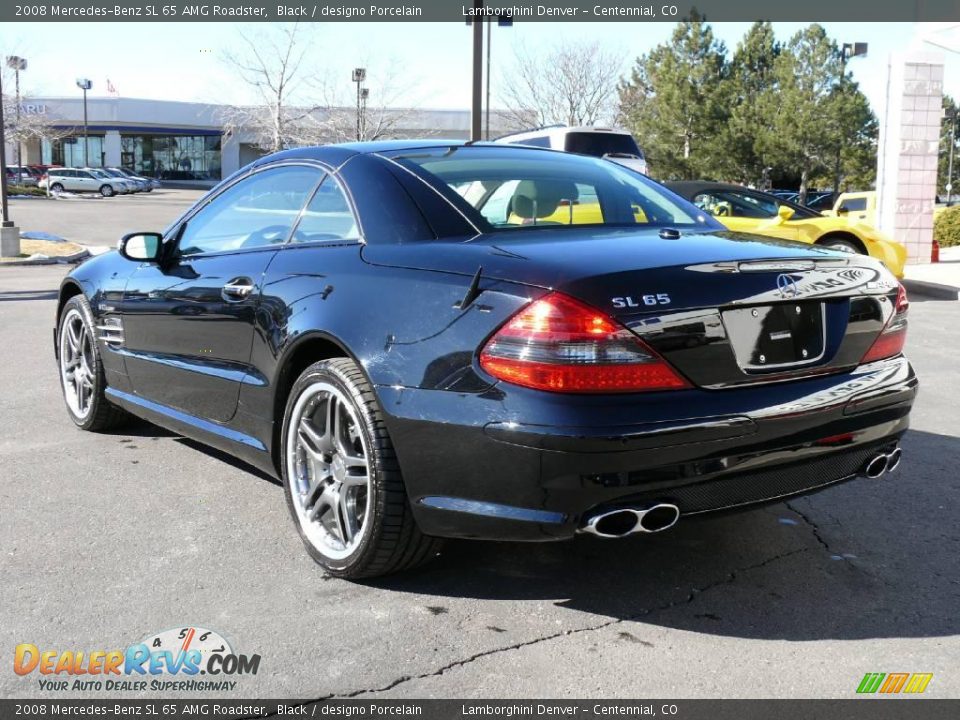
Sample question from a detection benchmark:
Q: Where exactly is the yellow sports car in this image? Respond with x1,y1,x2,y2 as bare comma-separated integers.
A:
666,181,906,278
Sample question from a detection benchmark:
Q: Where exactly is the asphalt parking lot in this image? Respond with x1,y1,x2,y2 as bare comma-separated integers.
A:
1,209,958,699
9,189,204,248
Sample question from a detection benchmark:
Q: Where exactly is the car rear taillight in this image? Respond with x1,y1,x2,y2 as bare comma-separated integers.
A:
479,292,690,393
860,283,909,364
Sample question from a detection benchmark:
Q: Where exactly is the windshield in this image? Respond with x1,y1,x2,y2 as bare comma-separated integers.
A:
385,146,714,234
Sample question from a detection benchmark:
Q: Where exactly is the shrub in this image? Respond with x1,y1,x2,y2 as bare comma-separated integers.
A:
934,205,960,247
8,184,47,197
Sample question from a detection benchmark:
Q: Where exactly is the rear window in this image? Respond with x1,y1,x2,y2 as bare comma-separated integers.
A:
384,146,713,235
564,132,643,159
509,135,551,148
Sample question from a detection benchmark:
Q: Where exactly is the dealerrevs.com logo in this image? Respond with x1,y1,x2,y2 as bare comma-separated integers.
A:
14,627,261,692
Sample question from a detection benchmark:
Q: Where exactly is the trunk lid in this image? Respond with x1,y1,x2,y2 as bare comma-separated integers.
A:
363,227,901,388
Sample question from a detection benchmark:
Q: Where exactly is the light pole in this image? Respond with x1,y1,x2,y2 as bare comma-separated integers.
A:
0,68,19,258
6,56,26,174
76,78,92,165
833,42,867,196
470,0,483,141
946,107,957,206
352,68,366,141
360,88,369,141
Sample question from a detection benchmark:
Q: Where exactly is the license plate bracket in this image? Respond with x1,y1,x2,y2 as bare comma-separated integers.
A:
723,302,825,371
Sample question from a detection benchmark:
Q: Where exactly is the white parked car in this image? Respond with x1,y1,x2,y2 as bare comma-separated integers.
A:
495,126,649,176
40,167,127,197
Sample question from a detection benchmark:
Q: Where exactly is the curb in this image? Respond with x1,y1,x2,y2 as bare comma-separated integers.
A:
1,248,91,266
901,278,960,301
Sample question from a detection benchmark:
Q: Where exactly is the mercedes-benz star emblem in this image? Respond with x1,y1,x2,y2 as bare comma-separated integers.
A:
777,273,800,298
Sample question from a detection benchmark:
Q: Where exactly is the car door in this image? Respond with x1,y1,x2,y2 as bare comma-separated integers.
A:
53,170,76,191
119,163,324,423
77,171,99,193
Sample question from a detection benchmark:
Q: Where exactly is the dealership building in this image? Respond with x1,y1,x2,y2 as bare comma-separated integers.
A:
12,96,515,186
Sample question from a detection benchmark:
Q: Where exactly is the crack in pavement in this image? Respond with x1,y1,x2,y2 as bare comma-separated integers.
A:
785,501,834,555
317,546,809,700
785,501,895,588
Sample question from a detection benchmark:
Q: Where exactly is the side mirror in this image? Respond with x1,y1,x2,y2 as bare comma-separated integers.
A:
119,232,163,262
777,205,795,222
836,205,850,214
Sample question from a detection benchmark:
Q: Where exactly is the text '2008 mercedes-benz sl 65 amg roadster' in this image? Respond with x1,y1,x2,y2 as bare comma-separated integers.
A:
55,141,917,578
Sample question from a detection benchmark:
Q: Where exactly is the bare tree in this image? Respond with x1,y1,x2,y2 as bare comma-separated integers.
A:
499,41,625,129
220,23,328,152
1,65,71,166
313,63,424,143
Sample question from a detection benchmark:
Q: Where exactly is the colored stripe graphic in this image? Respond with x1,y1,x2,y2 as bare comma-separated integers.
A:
880,673,909,693
903,673,934,694
857,673,886,693
857,672,933,694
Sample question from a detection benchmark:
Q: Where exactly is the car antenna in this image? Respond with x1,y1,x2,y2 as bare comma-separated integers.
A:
455,266,484,310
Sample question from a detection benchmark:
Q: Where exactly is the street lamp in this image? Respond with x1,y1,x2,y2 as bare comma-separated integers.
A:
76,78,92,166
946,107,957,206
6,56,27,174
833,42,868,196
359,88,369,141
351,68,366,141
0,68,19,257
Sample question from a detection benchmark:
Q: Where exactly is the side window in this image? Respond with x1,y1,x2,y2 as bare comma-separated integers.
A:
177,165,322,256
291,176,359,243
842,197,867,211
693,192,730,217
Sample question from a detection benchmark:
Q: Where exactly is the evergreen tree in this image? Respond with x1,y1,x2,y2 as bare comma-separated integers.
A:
758,24,840,203
939,95,959,200
618,15,728,180
717,21,780,186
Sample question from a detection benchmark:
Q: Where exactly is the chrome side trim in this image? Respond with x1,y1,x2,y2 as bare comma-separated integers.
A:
112,347,267,387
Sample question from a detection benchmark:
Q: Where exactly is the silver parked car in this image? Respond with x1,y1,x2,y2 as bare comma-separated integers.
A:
40,168,126,197
113,167,160,191
100,167,146,192
83,168,137,194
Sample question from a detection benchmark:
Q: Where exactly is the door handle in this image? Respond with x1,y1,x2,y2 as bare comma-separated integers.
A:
221,277,255,302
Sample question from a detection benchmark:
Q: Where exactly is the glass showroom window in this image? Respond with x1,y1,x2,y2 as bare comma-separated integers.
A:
42,136,105,168
121,134,222,180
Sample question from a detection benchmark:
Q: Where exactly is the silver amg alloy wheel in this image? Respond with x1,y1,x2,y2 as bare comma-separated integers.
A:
285,381,372,561
59,307,95,420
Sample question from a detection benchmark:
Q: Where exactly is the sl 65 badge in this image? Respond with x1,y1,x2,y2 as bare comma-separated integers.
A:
611,294,671,309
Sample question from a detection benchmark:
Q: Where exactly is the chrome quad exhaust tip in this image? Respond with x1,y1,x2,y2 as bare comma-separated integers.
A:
578,503,680,538
862,445,903,479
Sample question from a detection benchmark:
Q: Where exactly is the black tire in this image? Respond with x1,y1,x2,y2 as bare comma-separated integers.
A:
50,183,64,194
57,295,128,432
820,237,862,254
280,358,442,579
100,184,114,197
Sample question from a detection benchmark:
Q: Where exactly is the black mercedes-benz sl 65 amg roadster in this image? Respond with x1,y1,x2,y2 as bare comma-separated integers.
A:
54,141,916,578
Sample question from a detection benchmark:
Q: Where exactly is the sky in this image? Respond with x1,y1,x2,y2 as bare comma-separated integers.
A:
4,21,960,116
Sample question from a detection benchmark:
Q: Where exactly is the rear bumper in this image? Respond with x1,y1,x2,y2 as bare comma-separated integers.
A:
377,355,916,541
